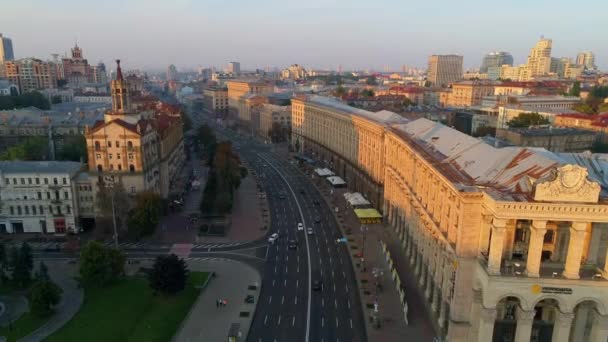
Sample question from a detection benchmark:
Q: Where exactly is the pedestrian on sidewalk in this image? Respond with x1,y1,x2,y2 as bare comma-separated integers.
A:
216,299,220,309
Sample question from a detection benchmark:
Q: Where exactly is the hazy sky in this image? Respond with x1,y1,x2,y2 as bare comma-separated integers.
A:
2,0,607,72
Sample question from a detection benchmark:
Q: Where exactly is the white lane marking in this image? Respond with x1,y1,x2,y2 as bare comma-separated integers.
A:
343,271,346,278
350,318,353,329
335,299,338,309
285,266,288,274
346,284,349,292
274,266,277,274
331,270,334,278
296,279,299,288
348,300,351,309
264,315,268,325
259,155,312,342
284,279,287,287
277,315,282,326
295,296,298,304
322,298,324,307
333,284,336,292
297,266,299,273
281,296,285,305
336,317,339,327
269,296,272,304
292,316,296,326
272,279,275,287
322,316,324,327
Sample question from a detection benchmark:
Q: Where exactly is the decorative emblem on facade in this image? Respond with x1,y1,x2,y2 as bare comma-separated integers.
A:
534,164,600,203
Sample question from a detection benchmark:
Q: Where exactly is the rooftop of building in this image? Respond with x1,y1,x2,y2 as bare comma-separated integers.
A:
0,161,84,175
500,127,597,136
301,95,406,125
391,118,608,200
0,104,107,127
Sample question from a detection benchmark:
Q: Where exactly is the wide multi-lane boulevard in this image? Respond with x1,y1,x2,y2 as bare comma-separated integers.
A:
202,113,366,342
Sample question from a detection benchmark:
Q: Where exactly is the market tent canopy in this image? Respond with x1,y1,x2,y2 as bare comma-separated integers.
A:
354,208,382,224
344,192,370,207
315,168,335,177
326,176,346,187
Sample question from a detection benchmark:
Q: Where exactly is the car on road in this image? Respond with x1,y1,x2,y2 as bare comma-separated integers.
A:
297,223,304,231
314,216,321,223
307,227,313,235
288,240,298,250
268,233,279,244
279,193,286,199
312,280,323,291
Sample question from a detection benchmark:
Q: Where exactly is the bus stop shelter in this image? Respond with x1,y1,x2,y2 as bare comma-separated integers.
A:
354,208,383,224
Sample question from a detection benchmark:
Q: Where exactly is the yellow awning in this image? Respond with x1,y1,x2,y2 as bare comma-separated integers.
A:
354,208,383,223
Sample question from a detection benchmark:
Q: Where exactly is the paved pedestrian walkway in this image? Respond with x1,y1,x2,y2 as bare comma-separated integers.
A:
19,261,83,342
302,162,436,342
173,259,261,342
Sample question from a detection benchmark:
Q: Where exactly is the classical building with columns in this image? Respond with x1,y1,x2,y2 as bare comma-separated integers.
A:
291,94,608,342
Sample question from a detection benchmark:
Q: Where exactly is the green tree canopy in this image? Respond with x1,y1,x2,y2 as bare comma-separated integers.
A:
79,241,125,287
0,137,49,161
28,280,62,317
569,81,581,97
507,112,550,128
127,192,162,239
148,254,188,295
0,91,50,110
56,134,88,162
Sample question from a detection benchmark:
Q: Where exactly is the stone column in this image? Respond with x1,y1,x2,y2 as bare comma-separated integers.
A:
587,225,603,264
514,308,535,342
438,300,448,329
589,314,608,342
468,290,483,340
425,271,433,300
563,222,589,280
477,307,497,342
571,304,591,342
526,220,547,277
551,312,575,342
431,286,441,315
488,218,507,275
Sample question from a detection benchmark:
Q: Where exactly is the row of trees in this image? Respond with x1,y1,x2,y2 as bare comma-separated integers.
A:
571,83,608,114
79,241,188,296
0,242,63,317
507,112,550,128
200,142,246,215
0,135,87,162
0,91,50,110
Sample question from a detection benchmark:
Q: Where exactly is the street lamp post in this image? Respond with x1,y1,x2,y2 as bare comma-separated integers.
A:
104,176,119,248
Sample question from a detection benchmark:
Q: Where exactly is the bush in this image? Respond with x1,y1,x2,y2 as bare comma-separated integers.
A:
148,254,188,295
79,242,125,287
29,280,62,317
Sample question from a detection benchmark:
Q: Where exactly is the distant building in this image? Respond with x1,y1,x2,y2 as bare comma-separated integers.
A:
0,161,87,234
445,81,495,108
427,54,463,87
482,95,580,110
576,51,596,70
203,87,228,115
3,58,58,93
480,51,513,73
555,113,608,143
520,38,553,81
61,44,94,85
0,33,14,63
92,62,108,84
258,104,291,139
495,127,596,152
197,67,212,80
0,79,18,95
166,64,178,81
228,61,241,74
226,80,273,121
281,64,308,80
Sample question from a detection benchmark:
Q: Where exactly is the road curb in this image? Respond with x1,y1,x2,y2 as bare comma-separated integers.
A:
171,272,213,342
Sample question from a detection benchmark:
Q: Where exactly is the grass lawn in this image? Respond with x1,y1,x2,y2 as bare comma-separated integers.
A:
0,312,51,342
47,272,208,342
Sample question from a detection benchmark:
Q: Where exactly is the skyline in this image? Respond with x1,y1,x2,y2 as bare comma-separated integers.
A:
2,0,607,71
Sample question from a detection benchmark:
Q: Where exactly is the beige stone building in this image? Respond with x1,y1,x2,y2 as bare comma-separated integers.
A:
226,80,273,121
203,86,228,114
427,55,463,87
446,81,495,108
4,58,58,93
258,104,291,138
555,113,608,143
292,94,608,342
520,38,553,81
85,60,184,198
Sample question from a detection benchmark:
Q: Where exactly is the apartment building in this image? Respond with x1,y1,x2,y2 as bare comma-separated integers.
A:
427,55,463,87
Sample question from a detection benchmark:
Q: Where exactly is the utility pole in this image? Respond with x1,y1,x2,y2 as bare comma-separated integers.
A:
104,176,119,248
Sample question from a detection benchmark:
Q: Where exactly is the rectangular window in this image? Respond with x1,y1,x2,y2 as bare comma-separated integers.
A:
117,153,121,159
108,141,112,147
53,178,58,185
20,178,25,184
128,153,134,160
37,192,41,200
64,191,69,199
67,205,71,214
116,141,120,148
35,178,40,184
57,206,62,215
28,178,32,184
44,178,48,185
96,154,101,160
13,178,17,184
109,154,113,160
32,206,37,215
24,206,29,215
130,186,136,194
17,206,21,215
39,205,44,215
63,178,67,184
49,206,53,214
9,206,14,215
47,192,51,199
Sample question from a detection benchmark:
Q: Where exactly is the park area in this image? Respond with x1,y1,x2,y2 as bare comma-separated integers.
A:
46,272,208,342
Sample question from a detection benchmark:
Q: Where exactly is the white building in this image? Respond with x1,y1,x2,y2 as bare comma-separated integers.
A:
0,161,86,234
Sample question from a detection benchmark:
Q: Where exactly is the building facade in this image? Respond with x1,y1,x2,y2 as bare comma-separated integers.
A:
576,52,596,70
480,52,514,73
0,33,14,63
0,161,86,234
259,104,291,138
61,44,94,85
446,81,495,108
4,58,58,93
291,94,608,342
521,38,553,81
226,80,273,121
427,55,463,87
555,113,608,143
203,87,229,115
85,60,184,198
495,127,597,152
228,61,240,74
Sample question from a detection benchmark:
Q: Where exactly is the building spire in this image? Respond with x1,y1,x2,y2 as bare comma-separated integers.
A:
116,59,123,80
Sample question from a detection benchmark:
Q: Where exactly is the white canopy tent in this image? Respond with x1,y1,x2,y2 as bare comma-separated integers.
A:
314,168,335,177
343,192,370,207
326,176,346,187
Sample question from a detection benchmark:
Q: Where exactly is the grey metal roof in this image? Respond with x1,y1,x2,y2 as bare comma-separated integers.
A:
306,95,406,125
0,161,84,175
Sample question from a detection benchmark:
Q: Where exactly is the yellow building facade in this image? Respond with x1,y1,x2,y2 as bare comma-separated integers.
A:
446,81,495,108
226,80,273,122
292,95,608,342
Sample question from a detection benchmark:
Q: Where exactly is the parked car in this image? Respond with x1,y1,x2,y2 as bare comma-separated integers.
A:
297,223,304,231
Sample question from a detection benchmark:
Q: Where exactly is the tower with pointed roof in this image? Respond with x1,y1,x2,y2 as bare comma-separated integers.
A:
110,59,130,115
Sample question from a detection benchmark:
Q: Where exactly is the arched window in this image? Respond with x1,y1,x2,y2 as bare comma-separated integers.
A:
97,165,103,172
127,141,133,149
95,141,101,151
129,164,135,173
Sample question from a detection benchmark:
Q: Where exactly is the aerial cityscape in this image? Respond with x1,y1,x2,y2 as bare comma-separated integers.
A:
1,2,608,342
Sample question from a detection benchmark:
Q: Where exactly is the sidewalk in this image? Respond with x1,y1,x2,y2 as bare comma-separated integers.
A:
173,259,261,342
19,261,83,342
303,163,436,342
